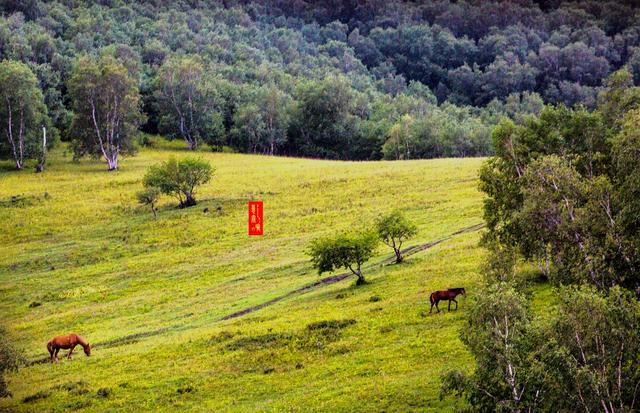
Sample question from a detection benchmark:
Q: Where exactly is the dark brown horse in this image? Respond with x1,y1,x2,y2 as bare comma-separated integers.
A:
429,287,466,313
47,333,91,363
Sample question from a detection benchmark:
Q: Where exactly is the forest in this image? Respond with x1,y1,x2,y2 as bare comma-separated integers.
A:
2,0,640,165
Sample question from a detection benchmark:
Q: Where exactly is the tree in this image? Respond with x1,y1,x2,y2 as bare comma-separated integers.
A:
155,56,224,150
231,103,265,153
382,114,414,160
0,60,50,170
143,157,213,208
540,285,640,412
441,284,640,412
231,86,290,155
0,327,22,398
375,210,417,263
441,283,541,412
289,76,359,159
308,231,378,285
597,69,640,127
68,55,142,170
136,187,160,219
259,86,290,155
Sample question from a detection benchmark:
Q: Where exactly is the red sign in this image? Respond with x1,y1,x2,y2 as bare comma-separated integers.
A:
248,201,263,235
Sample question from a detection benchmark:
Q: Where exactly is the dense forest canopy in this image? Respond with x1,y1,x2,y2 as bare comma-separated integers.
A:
1,0,640,163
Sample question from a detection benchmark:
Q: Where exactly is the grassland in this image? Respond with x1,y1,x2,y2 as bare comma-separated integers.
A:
1,142,487,412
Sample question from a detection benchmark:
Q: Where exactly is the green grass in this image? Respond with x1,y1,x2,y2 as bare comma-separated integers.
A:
1,144,488,411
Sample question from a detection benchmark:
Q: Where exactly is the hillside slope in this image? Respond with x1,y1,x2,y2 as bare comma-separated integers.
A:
0,147,485,412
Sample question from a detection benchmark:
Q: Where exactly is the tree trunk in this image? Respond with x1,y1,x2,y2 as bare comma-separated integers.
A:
354,268,366,285
36,126,46,173
107,157,118,171
394,248,403,263
151,204,157,219
181,192,197,208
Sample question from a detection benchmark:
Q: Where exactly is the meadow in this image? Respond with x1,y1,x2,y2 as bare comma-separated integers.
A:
1,143,488,412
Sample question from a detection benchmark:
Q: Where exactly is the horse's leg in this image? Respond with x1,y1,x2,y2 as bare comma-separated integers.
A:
453,299,458,310
68,344,75,359
448,299,451,311
429,301,434,314
435,300,440,313
54,348,60,363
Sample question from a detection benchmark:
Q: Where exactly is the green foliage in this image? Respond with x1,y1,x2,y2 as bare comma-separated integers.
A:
1,0,640,162
597,69,640,127
375,210,417,263
142,157,213,208
136,187,160,218
155,56,225,151
68,54,142,170
0,60,51,170
231,86,290,155
441,283,536,411
540,285,640,412
382,115,414,160
289,76,359,159
479,98,639,290
461,67,640,413
308,231,378,285
612,109,640,236
443,284,640,412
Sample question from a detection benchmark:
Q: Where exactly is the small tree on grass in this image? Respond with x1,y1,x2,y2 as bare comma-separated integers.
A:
376,210,417,263
308,231,378,285
143,157,213,208
136,187,160,218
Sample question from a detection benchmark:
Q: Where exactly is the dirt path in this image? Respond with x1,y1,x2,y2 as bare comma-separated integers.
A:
220,222,485,321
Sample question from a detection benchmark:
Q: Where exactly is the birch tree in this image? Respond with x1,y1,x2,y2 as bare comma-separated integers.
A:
0,60,49,170
440,283,542,412
156,56,223,151
231,86,290,155
68,55,142,171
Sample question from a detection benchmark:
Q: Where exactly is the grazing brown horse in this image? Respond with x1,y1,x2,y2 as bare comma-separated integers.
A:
429,287,466,314
47,333,91,363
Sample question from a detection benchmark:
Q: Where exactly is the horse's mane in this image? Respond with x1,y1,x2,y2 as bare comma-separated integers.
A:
74,333,89,348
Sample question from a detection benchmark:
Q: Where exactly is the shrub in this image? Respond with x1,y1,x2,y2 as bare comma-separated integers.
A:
143,157,213,208
96,387,111,398
136,187,160,218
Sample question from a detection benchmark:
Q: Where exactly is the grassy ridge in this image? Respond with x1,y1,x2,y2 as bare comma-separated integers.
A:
0,145,485,411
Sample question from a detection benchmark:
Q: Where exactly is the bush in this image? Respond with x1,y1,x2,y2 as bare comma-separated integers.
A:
96,387,112,398
143,157,213,208
136,187,160,218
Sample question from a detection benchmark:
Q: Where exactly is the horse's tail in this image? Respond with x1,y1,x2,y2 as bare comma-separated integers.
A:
46,341,53,355
429,292,435,304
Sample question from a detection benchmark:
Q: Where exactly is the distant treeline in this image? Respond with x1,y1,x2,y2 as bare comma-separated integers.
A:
1,1,639,163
